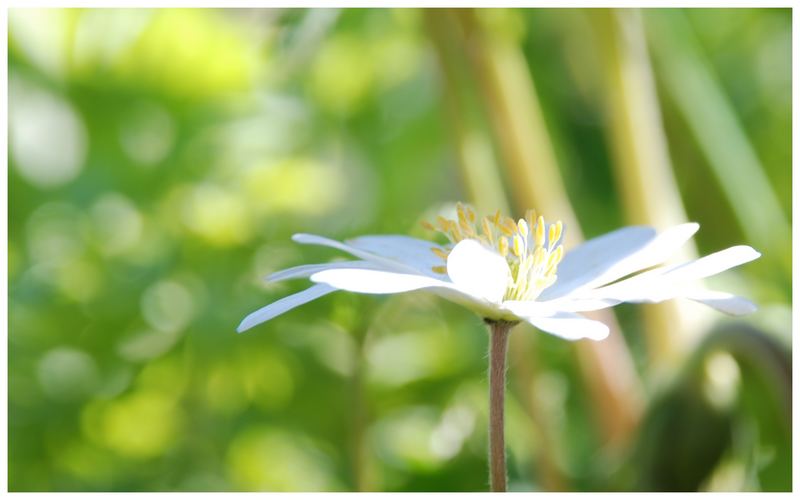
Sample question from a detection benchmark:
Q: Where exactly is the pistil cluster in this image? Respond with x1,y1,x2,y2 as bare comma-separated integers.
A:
423,203,565,301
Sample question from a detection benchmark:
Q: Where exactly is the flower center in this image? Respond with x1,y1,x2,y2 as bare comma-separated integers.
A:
423,203,564,301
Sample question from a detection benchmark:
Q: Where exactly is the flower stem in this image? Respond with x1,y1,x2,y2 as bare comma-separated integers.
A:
487,319,515,492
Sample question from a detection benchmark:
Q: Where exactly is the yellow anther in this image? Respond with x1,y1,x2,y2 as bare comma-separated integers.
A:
512,234,523,257
481,217,494,244
517,218,529,237
498,219,514,236
502,217,518,236
457,206,468,227
424,204,564,302
498,237,509,257
432,247,449,260
535,216,545,247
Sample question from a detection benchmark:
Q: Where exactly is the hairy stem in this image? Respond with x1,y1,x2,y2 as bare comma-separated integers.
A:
487,320,515,492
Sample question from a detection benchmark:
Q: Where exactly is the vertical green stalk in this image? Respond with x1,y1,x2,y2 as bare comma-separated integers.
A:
424,10,510,215
590,8,701,376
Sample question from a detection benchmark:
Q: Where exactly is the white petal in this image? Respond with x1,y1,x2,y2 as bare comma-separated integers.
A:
661,245,761,282
311,268,453,294
446,239,510,304
292,233,416,273
539,226,654,299
309,267,502,317
267,261,381,282
523,312,610,341
684,290,758,316
584,245,761,303
237,284,335,333
346,235,447,277
540,297,621,314
501,300,561,318
540,224,698,300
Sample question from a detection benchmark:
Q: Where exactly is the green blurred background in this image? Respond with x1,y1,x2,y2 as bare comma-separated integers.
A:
7,8,791,492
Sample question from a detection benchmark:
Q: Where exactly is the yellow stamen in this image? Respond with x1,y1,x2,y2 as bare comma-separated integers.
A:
457,205,468,228
422,204,565,302
466,206,476,223
481,217,494,245
535,216,545,247
502,217,518,236
432,247,449,260
498,237,509,257
518,218,529,238
512,234,523,257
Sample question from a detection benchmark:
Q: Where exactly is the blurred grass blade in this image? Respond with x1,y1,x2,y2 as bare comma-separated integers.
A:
590,9,709,377
425,11,510,215
644,10,789,266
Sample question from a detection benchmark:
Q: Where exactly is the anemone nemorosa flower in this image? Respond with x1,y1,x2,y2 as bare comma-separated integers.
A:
238,204,760,340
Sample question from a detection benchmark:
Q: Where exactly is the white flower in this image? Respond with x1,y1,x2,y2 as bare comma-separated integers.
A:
238,204,760,341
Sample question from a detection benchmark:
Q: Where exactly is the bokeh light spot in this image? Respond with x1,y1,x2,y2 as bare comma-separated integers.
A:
226,427,341,491
55,257,104,303
9,77,88,189
91,193,144,257
118,101,176,167
182,183,252,246
9,9,71,78
309,34,375,115
37,347,99,401
429,404,476,460
371,407,444,471
140,280,195,334
72,9,152,74
101,390,183,459
704,350,741,410
243,350,295,412
26,203,85,267
242,158,346,217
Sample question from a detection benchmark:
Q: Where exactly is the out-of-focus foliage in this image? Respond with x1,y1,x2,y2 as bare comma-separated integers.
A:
8,8,791,492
